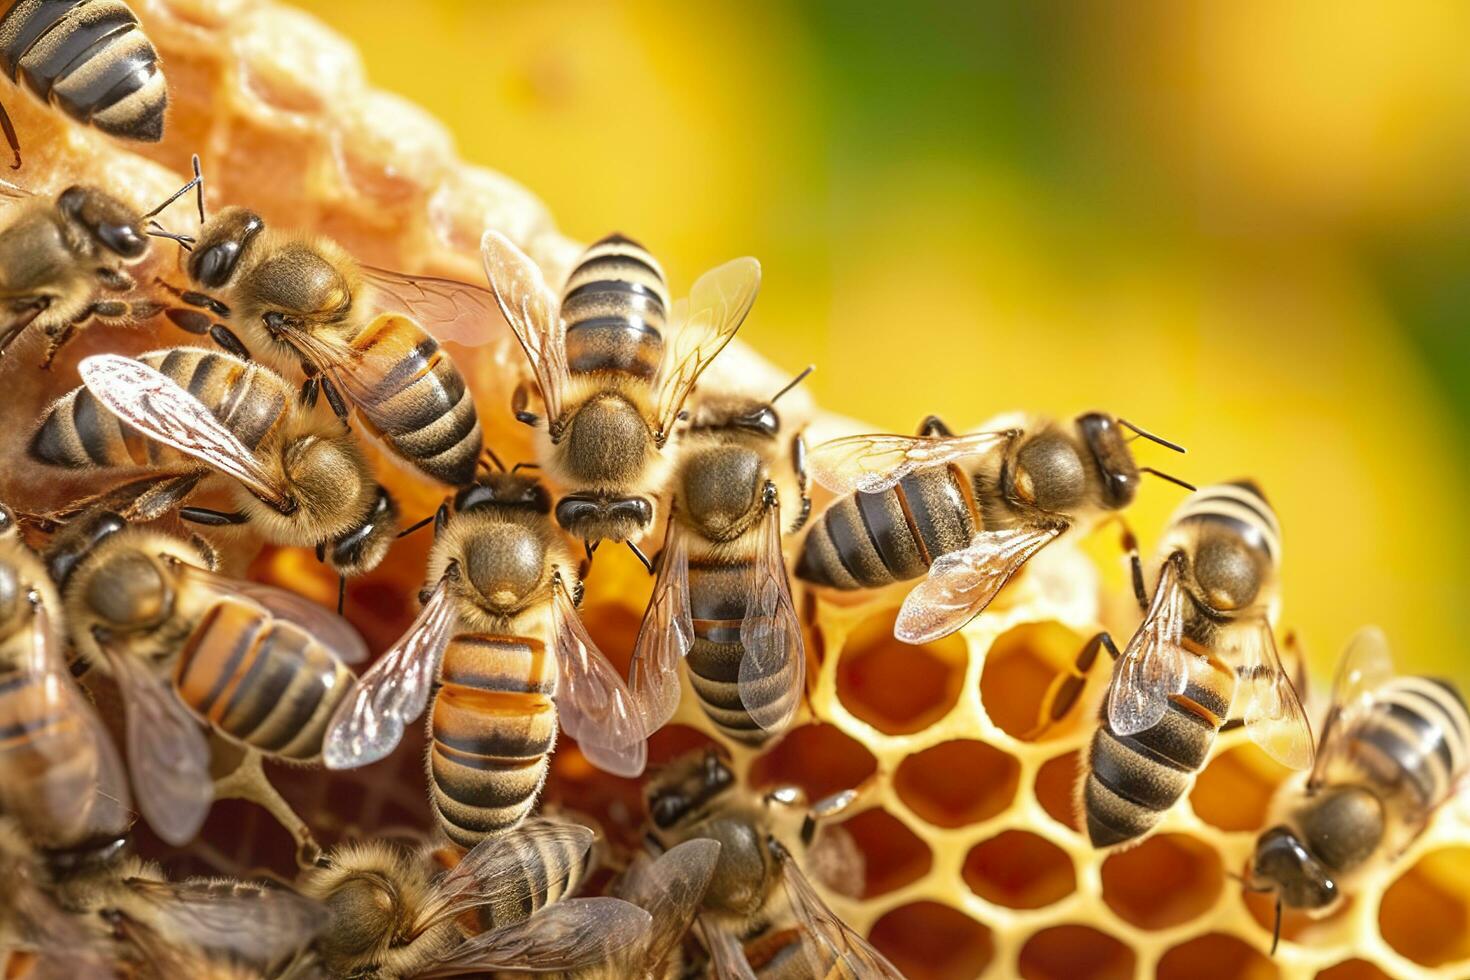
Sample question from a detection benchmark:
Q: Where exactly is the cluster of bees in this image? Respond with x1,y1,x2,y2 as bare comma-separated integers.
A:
0,2,1466,978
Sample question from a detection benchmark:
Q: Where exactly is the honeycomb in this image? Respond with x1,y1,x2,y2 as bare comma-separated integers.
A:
2,3,1469,979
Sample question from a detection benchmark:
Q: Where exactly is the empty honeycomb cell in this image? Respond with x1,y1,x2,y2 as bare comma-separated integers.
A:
893,739,1020,828
747,723,878,802
576,600,644,675
962,830,1075,910
835,610,967,735
1191,742,1288,832
1100,833,1224,929
833,807,932,898
867,901,993,980
1313,960,1394,980
646,723,722,767
1157,932,1279,980
979,621,1090,741
1017,924,1134,980
1379,846,1470,968
1033,750,1084,833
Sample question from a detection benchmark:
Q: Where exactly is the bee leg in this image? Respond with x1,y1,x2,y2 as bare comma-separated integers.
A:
210,749,322,868
208,324,251,361
153,278,232,318
787,432,812,534
917,415,955,438
179,506,249,526
336,574,346,616
299,376,319,408
319,376,351,426
511,380,540,427
38,322,77,369
0,100,19,169
1118,524,1148,609
1023,631,1120,740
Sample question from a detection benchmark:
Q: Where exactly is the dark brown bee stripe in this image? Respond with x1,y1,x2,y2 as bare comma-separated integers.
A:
559,234,667,382
1347,677,1470,812
475,831,587,930
1172,481,1282,564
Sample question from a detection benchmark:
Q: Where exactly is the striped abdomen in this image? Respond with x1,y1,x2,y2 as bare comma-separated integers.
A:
685,559,799,747
473,826,590,931
796,465,976,590
1083,651,1235,847
1169,480,1282,567
0,1,166,142
175,600,354,761
559,234,669,382
337,314,482,486
29,347,288,470
429,634,557,849
1339,677,1470,816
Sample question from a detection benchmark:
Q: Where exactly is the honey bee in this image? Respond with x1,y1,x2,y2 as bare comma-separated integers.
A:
0,815,119,979
52,510,368,857
1077,481,1313,848
323,469,647,848
297,818,651,978
151,201,494,486
646,749,903,979
481,230,761,549
796,412,1193,644
629,368,814,745
30,349,400,580
0,0,167,168
0,504,133,865
1248,627,1470,953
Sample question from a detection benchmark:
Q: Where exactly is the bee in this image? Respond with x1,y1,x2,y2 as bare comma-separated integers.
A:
0,815,120,979
150,199,494,487
0,503,133,866
323,469,647,849
481,230,761,550
29,349,401,581
646,749,903,979
52,509,368,858
1077,481,1313,848
0,0,167,168
796,412,1194,644
629,368,813,745
297,818,651,978
1248,627,1470,953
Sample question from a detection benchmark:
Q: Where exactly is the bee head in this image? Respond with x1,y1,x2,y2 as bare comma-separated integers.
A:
1075,413,1140,510
454,472,551,515
1250,825,1340,912
327,487,399,577
553,493,654,544
647,749,735,830
57,186,148,259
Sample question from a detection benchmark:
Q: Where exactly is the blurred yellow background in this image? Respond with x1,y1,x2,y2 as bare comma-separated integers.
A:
294,0,1470,686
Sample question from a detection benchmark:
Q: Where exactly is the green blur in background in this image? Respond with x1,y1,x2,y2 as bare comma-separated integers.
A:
295,0,1470,686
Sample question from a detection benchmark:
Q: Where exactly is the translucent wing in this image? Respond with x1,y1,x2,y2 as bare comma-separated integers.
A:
774,842,906,980
895,523,1063,644
122,878,329,967
617,839,721,971
95,640,211,846
551,575,648,778
808,429,1015,496
653,257,761,441
7,876,117,980
360,265,503,347
322,575,457,769
414,819,595,931
480,230,567,425
77,355,291,510
629,513,693,734
1234,619,1315,771
738,496,805,734
1107,554,1190,736
1308,625,1395,791
0,602,132,848
183,566,369,664
417,898,652,976
700,918,759,980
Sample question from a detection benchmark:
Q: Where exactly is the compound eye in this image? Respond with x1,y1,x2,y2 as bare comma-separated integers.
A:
554,496,601,532
651,794,686,829
96,222,147,258
191,241,243,288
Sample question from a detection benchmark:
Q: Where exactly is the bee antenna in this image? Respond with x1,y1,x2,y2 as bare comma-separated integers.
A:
511,461,540,474
336,575,346,616
145,220,195,251
627,540,654,574
481,448,506,472
1270,895,1283,956
1117,418,1187,454
1140,467,1196,493
397,514,435,539
143,153,206,223
769,364,815,405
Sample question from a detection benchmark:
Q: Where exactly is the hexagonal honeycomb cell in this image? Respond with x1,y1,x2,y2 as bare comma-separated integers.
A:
8,3,1470,979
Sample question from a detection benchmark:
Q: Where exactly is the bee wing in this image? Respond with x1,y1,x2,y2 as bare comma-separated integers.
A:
122,879,329,967
1233,619,1315,771
1308,626,1395,791
895,523,1063,644
808,429,1015,496
737,496,805,734
94,638,211,846
480,230,567,424
629,514,693,734
1107,554,1191,736
551,576,648,778
616,839,721,970
774,843,906,980
182,566,370,664
8,882,117,980
417,898,652,976
77,355,292,510
322,575,457,769
414,819,595,930
653,257,761,441
0,601,133,844
701,917,760,980
360,265,504,348
0,176,31,200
